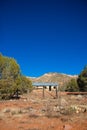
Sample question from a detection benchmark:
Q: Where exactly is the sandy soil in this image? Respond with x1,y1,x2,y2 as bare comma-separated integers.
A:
0,90,87,130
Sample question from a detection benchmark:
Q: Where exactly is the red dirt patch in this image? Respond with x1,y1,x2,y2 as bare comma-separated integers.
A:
0,91,87,130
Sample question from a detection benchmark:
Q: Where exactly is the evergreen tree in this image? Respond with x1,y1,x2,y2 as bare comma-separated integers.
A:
0,54,32,99
77,65,87,92
65,78,79,92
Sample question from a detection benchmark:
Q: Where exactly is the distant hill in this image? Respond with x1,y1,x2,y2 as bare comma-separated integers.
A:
29,72,78,87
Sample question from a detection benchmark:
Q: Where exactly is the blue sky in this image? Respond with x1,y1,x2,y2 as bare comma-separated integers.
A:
0,0,87,77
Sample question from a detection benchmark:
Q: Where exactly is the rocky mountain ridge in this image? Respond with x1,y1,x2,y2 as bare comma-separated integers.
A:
29,72,78,87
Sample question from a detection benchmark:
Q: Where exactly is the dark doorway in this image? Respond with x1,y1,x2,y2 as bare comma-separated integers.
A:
49,86,51,91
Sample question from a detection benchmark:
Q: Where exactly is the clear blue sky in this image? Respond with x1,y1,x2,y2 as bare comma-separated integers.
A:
0,0,87,77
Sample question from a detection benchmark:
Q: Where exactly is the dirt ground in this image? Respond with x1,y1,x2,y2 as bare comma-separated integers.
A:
0,90,87,130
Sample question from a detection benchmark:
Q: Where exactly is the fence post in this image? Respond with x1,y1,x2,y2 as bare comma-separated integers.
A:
43,86,45,98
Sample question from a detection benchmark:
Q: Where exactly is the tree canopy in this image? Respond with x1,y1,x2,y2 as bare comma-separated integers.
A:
77,65,87,92
0,54,32,99
64,78,79,92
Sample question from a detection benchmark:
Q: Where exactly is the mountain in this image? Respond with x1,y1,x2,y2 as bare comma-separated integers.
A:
29,72,78,87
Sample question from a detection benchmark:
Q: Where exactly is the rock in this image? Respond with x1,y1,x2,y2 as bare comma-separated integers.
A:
2,108,11,113
70,95,77,99
24,99,27,102
61,98,68,106
41,108,46,112
77,95,83,99
63,124,72,130
81,107,86,113
71,105,86,113
54,106,60,112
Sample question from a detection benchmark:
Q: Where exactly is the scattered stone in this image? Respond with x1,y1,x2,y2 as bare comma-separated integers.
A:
71,105,87,113
2,108,11,113
24,99,27,102
54,106,60,112
61,98,68,106
70,95,77,100
77,95,83,99
63,124,72,130
41,108,46,112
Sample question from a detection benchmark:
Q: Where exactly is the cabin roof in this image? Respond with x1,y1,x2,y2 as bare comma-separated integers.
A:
32,82,58,86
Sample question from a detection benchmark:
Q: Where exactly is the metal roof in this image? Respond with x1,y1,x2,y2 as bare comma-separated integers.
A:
32,82,58,86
